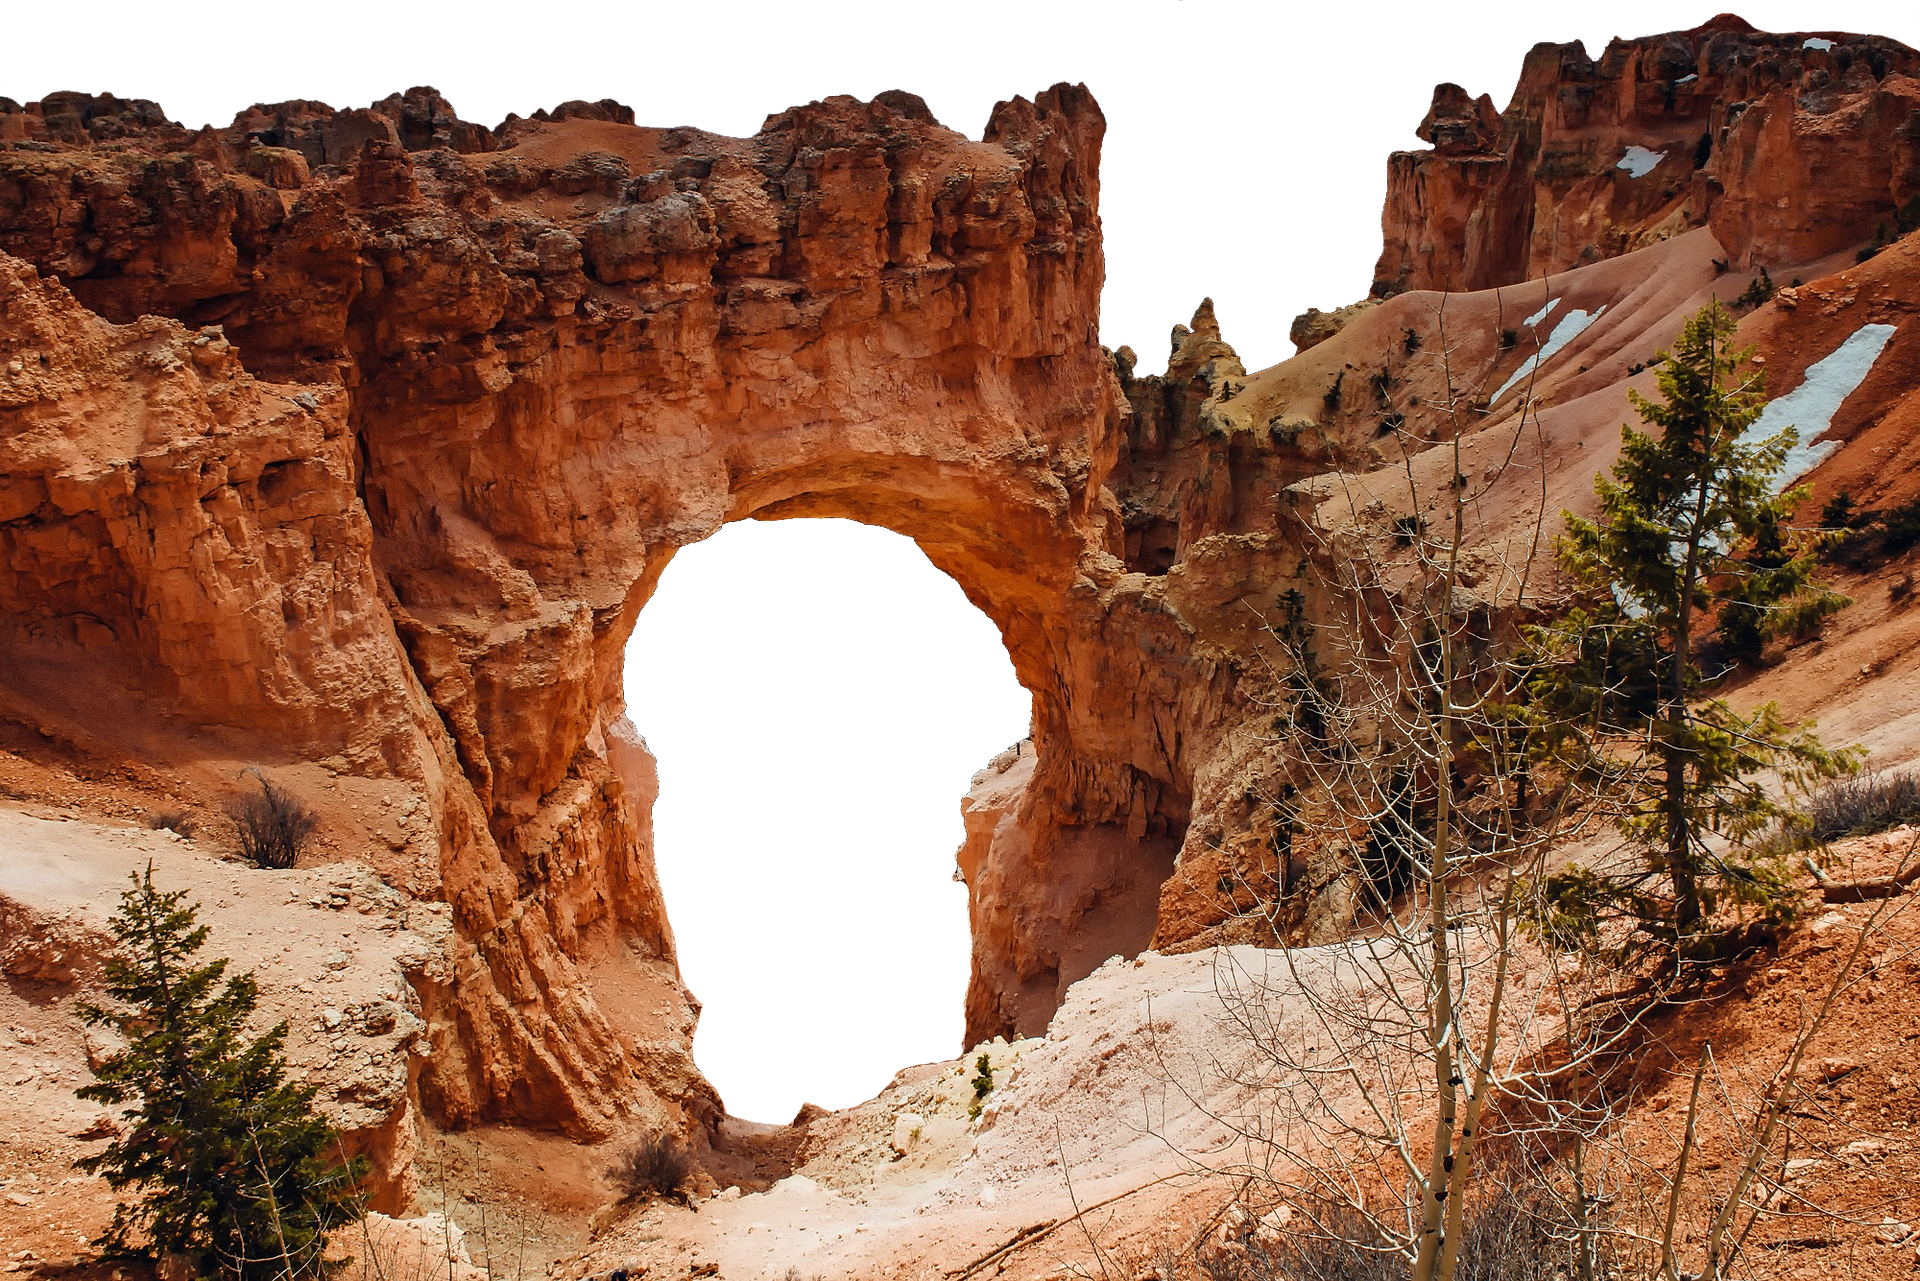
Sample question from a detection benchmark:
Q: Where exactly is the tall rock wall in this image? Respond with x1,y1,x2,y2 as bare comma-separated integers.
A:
1374,15,1920,296
7,19,1918,1186
1,83,1264,1157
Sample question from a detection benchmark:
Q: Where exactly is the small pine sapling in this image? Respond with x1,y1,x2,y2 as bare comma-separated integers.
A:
967,1054,995,1119
76,865,364,1279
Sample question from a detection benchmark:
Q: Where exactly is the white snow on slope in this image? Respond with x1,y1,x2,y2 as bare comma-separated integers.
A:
1490,305,1607,405
1676,73,1698,84
1523,298,1558,328
1618,146,1667,178
1804,37,1835,51
1743,322,1898,486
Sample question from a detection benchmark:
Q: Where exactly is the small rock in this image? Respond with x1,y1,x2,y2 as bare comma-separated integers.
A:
890,1111,927,1158
5,1192,31,1206
1784,1157,1823,1180
322,1008,344,1030
323,950,352,971
1876,1218,1912,1245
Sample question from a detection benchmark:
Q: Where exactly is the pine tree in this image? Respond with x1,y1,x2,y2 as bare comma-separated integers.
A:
75,866,364,1279
1531,301,1856,951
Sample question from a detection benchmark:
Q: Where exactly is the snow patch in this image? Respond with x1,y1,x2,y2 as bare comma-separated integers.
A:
1804,37,1835,52
1523,299,1558,328
1742,323,1898,485
1618,146,1667,178
1676,73,1698,84
1490,306,1607,405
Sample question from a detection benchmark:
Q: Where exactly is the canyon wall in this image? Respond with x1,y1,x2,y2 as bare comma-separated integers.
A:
6,17,1919,1187
1374,15,1920,297
1,81,1287,1159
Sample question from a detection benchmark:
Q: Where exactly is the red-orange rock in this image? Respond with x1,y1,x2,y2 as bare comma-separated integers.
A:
1374,20,1920,295
0,84,1154,1160
7,22,1920,1203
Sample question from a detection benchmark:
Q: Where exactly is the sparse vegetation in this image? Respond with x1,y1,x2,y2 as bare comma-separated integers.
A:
1529,300,1858,952
229,770,318,870
1822,493,1920,566
1322,370,1344,414
1401,326,1422,354
1370,366,1394,404
76,867,364,1279
146,809,196,837
1200,1184,1593,1281
1800,770,1920,846
1498,327,1518,349
605,1133,692,1205
1732,264,1774,310
967,1053,995,1119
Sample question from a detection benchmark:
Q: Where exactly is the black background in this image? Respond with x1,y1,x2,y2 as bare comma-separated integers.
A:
11,5,1904,1113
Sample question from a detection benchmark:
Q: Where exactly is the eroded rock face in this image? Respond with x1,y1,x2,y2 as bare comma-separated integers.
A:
6,24,1917,1189
0,83,1216,1159
1374,16,1920,294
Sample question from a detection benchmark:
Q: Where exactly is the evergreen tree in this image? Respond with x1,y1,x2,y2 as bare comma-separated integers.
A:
76,866,364,1279
1531,302,1856,950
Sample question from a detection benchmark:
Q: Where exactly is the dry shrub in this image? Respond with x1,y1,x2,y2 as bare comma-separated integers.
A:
229,770,319,869
1199,1187,1588,1281
146,809,196,837
1807,770,1920,844
605,1133,690,1205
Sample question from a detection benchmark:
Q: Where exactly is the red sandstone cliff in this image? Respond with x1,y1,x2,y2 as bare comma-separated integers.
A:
7,17,1920,1202
1373,15,1920,296
1,82,1153,1160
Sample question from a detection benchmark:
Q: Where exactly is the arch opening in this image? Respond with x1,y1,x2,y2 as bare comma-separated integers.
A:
623,517,1032,1123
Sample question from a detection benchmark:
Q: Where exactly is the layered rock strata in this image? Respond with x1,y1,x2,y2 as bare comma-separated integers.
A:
0,83,1202,1162
6,19,1919,1191
1373,15,1920,296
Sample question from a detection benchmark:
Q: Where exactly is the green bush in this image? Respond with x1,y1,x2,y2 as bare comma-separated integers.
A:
76,868,363,1279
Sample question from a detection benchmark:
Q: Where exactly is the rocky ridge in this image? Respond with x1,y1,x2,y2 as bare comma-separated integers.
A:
1371,14,1920,300
4,16,1920,1220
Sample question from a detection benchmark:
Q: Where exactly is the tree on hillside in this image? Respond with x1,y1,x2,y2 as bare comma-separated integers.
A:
1532,300,1855,949
76,866,364,1280
1176,293,1640,1281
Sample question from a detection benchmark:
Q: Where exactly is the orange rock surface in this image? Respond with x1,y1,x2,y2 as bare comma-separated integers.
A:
6,18,1920,1206
1373,15,1920,296
0,84,1158,1163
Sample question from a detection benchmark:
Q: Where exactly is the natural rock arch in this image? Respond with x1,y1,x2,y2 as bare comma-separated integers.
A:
1,85,1244,1161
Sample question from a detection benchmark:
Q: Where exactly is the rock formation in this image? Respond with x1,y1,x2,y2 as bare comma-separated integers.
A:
1373,15,1920,294
1,81,1183,1166
5,17,1920,1203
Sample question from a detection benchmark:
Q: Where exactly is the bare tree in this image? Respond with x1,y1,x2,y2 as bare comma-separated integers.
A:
1158,287,1659,1281
1111,281,1910,1281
